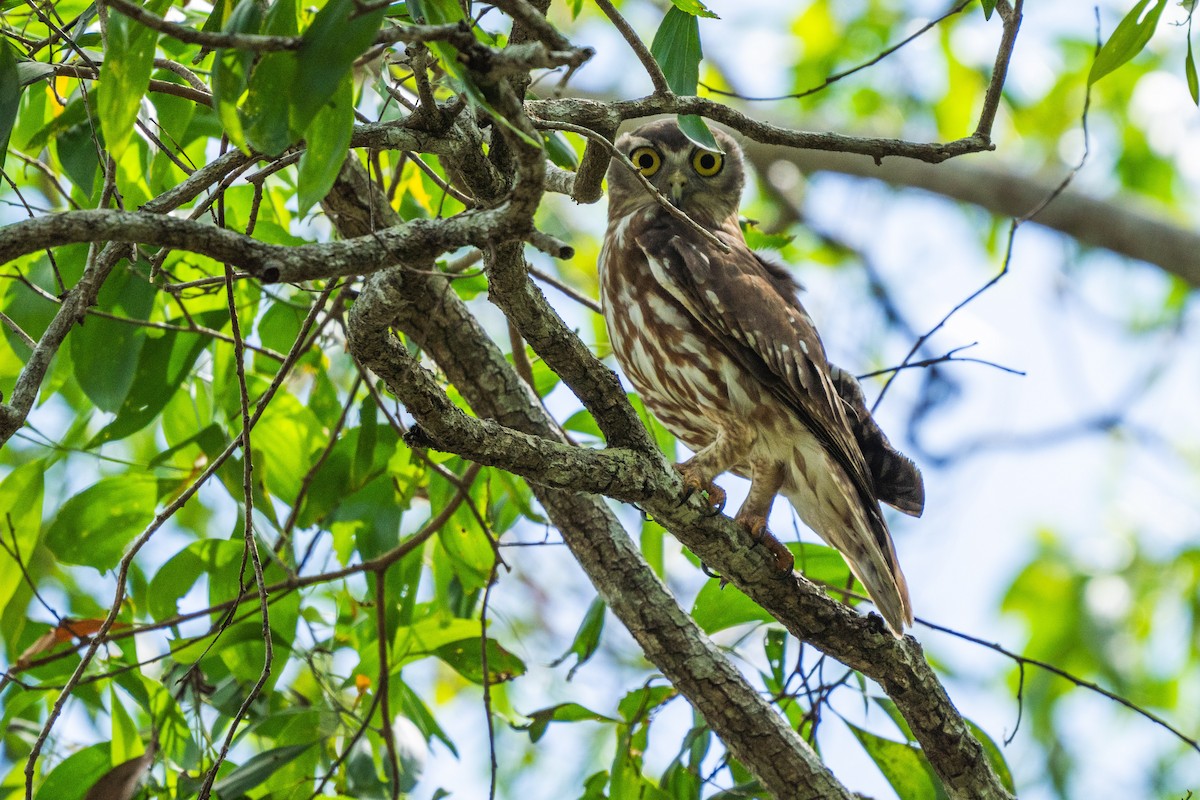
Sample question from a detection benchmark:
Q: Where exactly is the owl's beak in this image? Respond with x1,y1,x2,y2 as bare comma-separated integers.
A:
668,172,687,207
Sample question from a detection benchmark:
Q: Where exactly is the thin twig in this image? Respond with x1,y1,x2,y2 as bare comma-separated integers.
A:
103,0,303,51
195,255,275,800
919,618,1200,756
856,343,1025,381
528,265,601,314
592,0,670,95
375,569,401,800
481,559,501,800
701,0,974,102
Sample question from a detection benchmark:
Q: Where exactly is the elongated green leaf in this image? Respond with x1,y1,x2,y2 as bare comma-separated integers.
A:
0,38,20,169
550,596,606,678
692,543,856,633
297,73,353,215
45,474,158,572
650,8,720,151
0,462,44,612
691,579,771,633
98,0,171,161
523,702,617,743
966,720,1016,792
212,0,263,152
1088,0,1168,85
650,7,702,96
980,0,996,20
677,113,720,152
69,263,156,412
847,722,948,800
243,0,300,155
290,0,385,137
1187,38,1198,105
148,539,238,621
88,310,224,447
33,742,110,800
434,637,526,684
544,130,579,169
210,743,315,798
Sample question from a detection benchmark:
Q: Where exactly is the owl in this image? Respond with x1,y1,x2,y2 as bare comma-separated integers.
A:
598,119,924,636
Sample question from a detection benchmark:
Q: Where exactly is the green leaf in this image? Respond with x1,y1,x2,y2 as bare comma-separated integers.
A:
97,0,172,162
0,462,45,612
522,702,616,743
651,7,702,96
434,637,527,684
297,73,354,215
33,742,110,800
290,0,385,137
243,0,300,155
45,474,158,572
691,580,772,633
847,722,948,800
649,9,720,152
980,0,996,20
578,771,609,800
88,310,223,447
212,0,263,152
148,539,238,621
1088,0,1168,86
69,263,156,413
550,596,606,678
211,743,316,798
617,684,676,722
667,0,719,19
58,108,102,197
1187,37,1199,105
677,114,720,152
544,130,579,169
0,38,21,170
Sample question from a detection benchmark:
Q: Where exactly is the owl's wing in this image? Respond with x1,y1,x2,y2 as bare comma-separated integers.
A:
743,252,924,516
827,365,924,517
633,218,891,524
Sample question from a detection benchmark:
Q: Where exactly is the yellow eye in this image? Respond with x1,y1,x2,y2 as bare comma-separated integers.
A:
629,146,662,177
691,149,723,177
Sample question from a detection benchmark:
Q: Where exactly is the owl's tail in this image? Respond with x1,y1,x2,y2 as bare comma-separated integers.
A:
785,490,913,637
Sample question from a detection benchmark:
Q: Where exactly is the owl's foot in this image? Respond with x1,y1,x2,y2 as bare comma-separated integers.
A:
735,513,795,575
675,462,726,516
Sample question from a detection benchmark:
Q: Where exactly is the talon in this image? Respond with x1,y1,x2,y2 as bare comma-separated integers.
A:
702,484,727,516
675,462,726,515
735,513,795,575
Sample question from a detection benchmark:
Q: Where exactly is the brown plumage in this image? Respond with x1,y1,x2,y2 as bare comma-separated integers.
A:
598,119,923,635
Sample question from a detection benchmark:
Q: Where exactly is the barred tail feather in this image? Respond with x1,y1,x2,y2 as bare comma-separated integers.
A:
785,489,912,637
842,541,913,638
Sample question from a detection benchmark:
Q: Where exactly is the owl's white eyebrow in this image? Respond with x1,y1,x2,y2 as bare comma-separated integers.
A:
531,117,732,254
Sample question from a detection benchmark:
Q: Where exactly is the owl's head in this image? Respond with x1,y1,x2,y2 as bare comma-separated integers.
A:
606,119,744,224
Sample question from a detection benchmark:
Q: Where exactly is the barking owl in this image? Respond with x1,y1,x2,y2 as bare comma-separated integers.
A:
598,119,924,636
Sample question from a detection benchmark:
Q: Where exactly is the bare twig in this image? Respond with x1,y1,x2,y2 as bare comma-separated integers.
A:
592,0,670,95
702,0,974,102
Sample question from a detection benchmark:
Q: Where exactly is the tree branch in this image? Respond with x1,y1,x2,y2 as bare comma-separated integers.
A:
743,144,1200,287
330,158,858,799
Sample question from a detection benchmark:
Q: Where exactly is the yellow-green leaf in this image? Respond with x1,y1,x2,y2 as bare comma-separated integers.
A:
1088,0,1168,86
97,0,172,162
297,72,354,215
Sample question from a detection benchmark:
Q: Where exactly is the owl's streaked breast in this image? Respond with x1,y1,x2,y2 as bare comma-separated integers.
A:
600,212,764,452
